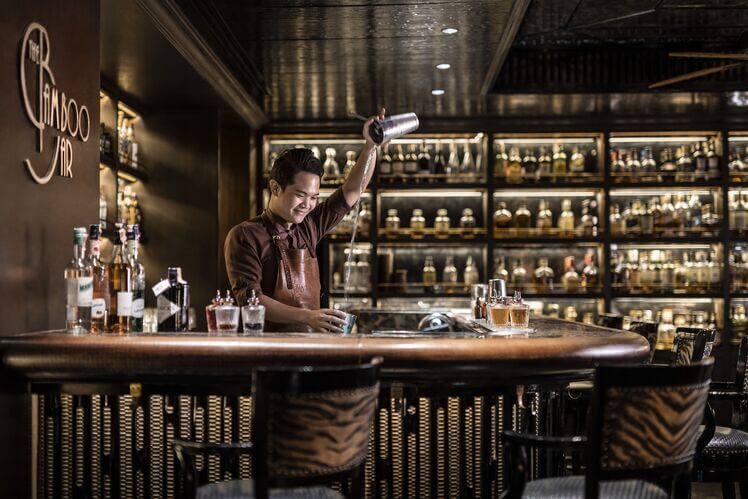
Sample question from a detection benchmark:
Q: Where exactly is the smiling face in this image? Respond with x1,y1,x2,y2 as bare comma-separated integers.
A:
268,171,321,225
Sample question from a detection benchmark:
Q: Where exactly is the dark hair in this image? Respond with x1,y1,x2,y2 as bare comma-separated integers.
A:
269,148,323,189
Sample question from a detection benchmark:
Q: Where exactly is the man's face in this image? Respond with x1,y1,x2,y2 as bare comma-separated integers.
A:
270,171,321,224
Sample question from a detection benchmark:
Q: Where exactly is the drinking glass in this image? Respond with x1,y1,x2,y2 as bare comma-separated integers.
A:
510,303,530,328
489,301,510,327
341,312,357,335
215,305,240,333
241,304,265,335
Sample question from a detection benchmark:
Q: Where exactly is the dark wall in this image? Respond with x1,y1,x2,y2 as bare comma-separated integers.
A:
0,1,100,496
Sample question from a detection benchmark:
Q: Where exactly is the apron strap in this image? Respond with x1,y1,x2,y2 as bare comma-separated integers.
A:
261,212,295,290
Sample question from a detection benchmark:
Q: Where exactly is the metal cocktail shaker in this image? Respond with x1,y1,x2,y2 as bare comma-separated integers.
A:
368,113,420,144
488,279,507,302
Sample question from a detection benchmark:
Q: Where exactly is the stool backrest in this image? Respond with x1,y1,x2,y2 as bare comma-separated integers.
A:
672,327,716,366
586,358,713,497
735,336,748,391
597,314,624,330
628,321,659,363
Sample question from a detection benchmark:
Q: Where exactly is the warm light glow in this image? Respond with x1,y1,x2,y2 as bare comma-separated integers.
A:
494,190,598,198
117,170,139,183
117,101,141,120
610,136,709,144
431,89,445,96
380,190,483,198
436,63,451,70
494,138,596,144
441,28,458,35
610,188,715,197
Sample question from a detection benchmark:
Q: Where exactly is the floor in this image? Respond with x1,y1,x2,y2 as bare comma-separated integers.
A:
694,482,736,498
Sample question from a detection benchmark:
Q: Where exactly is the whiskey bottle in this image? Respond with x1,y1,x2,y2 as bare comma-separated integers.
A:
659,194,676,232
493,202,513,231
385,209,400,238
358,202,372,236
533,258,554,292
506,147,523,184
86,225,110,333
552,144,567,179
443,256,459,290
579,199,597,237
464,256,480,287
610,204,626,237
65,227,92,333
423,256,437,290
660,250,675,293
523,148,538,182
460,208,477,237
433,141,445,176
379,145,393,176
434,209,451,238
708,250,721,292
737,191,748,234
641,147,657,178
460,143,475,174
561,256,581,292
626,149,641,176
405,143,419,174
343,150,356,179
536,200,553,233
693,143,707,180
410,208,426,239
611,149,624,176
511,259,528,292
676,147,694,182
323,147,340,180
701,203,720,236
674,253,688,292
558,199,575,236
157,267,189,332
417,140,431,174
582,252,599,291
570,146,585,173
392,144,406,176
538,147,551,181
494,255,510,281
674,193,689,235
494,141,508,177
514,202,531,229
659,148,677,182
126,225,145,333
446,142,460,181
640,199,654,236
706,140,720,180
108,226,132,334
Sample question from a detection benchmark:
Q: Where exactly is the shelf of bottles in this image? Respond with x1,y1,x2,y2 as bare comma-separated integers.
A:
610,243,722,296
493,134,603,186
729,299,748,344
728,188,748,238
329,242,373,296
526,298,603,325
609,187,722,241
728,133,748,185
609,132,722,186
493,244,602,297
611,297,723,349
493,189,602,241
379,189,486,243
98,90,146,243
730,244,748,294
377,244,485,297
377,297,472,311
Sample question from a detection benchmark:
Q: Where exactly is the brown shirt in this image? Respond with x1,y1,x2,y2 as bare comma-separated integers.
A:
224,187,354,305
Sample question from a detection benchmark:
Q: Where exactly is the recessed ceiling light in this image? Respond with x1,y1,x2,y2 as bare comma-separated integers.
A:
436,63,451,70
441,27,458,35
432,89,445,96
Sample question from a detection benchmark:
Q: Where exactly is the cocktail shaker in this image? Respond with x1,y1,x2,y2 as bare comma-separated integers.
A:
368,113,420,144
488,279,507,301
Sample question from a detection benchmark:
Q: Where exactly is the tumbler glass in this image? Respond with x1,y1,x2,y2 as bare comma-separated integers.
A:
489,301,510,327
241,304,265,335
341,312,357,335
214,305,240,333
510,303,530,328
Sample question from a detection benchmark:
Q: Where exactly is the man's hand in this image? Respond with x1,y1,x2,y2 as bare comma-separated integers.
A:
301,308,348,334
363,107,387,148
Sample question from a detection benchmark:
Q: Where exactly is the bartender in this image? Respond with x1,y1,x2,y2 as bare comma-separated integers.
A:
224,109,385,333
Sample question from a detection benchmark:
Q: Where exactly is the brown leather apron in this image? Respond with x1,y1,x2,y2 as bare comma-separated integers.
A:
260,212,321,332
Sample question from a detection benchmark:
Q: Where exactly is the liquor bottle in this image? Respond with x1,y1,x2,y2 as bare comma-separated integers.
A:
460,143,475,174
674,253,688,292
641,147,657,178
610,204,625,237
464,256,479,287
611,149,625,176
385,209,400,238
706,140,720,180
443,257,459,289
446,142,460,181
495,141,509,177
659,148,677,182
417,140,431,174
536,200,553,232
626,148,641,176
674,193,689,235
86,225,109,333
494,255,509,281
676,147,694,182
392,145,406,176
640,199,654,235
357,248,371,292
323,147,340,180
343,150,356,179
569,146,585,173
561,256,581,292
108,226,132,333
405,144,419,174
511,259,528,292
582,252,599,291
611,252,624,290
659,194,676,232
422,256,437,291
379,145,393,176
514,202,531,229
493,202,513,231
460,208,477,237
506,147,523,184
708,250,721,291
99,192,108,229
343,248,358,291
693,143,707,180
660,250,675,293
157,267,189,332
729,153,745,174
410,208,426,239
434,209,451,238
65,227,92,333
552,144,567,178
533,258,554,292
433,141,445,176
579,199,597,237
522,149,538,182
701,203,719,236
126,226,145,332
537,147,551,181
558,199,575,236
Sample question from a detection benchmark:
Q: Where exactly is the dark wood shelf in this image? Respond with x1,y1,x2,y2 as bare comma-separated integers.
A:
611,292,722,299
377,182,486,190
493,236,602,245
493,180,603,189
377,234,488,244
100,152,149,182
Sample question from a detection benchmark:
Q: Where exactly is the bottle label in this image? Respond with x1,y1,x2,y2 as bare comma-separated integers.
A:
77,277,93,307
117,292,133,317
152,279,170,297
91,298,107,319
132,297,145,319
157,295,180,323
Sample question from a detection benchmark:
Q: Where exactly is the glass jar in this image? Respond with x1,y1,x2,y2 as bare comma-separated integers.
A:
533,258,554,293
385,209,400,238
410,208,426,239
536,200,553,232
460,208,476,231
493,202,513,231
558,199,575,236
358,202,372,236
434,209,451,239
514,202,531,229
464,256,479,287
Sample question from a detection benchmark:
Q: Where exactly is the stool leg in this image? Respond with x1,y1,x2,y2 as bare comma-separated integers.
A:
721,481,736,499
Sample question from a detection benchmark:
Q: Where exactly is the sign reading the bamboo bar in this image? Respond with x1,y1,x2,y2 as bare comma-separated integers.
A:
19,22,91,184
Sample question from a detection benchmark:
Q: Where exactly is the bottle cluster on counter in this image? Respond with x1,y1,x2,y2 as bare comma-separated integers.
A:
611,248,721,294
493,252,600,293
493,198,598,237
609,192,720,238
610,139,720,182
494,142,597,183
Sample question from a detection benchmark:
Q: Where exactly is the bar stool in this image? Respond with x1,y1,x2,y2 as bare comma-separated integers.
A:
596,313,624,330
173,358,382,499
502,359,715,499
693,337,748,499
627,321,659,364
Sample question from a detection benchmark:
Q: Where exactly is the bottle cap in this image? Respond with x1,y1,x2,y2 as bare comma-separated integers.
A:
88,224,101,239
73,227,87,245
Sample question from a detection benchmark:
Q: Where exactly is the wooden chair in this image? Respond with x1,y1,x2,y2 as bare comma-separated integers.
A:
503,359,714,499
693,337,748,499
173,358,382,499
